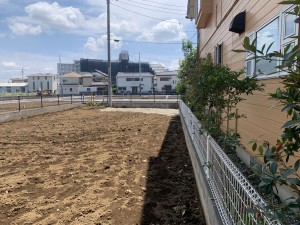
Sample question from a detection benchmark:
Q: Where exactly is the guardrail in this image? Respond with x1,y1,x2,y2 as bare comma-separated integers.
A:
179,100,281,225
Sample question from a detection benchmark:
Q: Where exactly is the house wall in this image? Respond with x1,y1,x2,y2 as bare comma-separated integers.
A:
81,77,93,87
116,76,153,94
0,85,28,93
27,75,58,93
156,75,179,94
197,1,293,157
63,85,79,95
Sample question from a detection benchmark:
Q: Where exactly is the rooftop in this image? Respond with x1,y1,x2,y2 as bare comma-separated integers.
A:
63,72,81,78
0,83,28,87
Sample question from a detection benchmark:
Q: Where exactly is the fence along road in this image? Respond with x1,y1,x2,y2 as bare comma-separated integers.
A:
179,100,282,225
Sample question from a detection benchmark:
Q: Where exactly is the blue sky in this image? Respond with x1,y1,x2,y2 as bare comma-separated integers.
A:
0,0,196,82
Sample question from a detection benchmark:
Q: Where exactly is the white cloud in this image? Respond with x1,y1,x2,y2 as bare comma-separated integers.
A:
84,33,122,52
0,0,8,4
0,33,5,38
9,22,42,35
167,59,180,71
138,19,186,42
25,2,85,30
2,61,18,67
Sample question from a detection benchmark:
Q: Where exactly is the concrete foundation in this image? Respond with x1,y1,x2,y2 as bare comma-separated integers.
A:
179,111,222,225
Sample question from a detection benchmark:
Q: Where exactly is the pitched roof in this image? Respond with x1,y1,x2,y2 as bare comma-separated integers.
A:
63,72,81,78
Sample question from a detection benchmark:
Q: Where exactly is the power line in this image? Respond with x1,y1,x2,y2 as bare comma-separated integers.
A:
113,38,197,45
136,0,186,8
111,3,180,23
189,31,197,40
115,39,182,44
115,0,186,15
117,0,186,11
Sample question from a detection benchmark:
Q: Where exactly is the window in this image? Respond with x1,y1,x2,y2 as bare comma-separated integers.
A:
87,88,91,92
160,77,171,81
283,13,296,38
33,81,35,90
246,6,297,77
70,88,73,91
214,43,222,65
32,77,35,80
6,87,11,93
118,87,126,90
47,81,50,90
37,76,40,80
45,76,47,80
126,78,140,81
40,81,43,90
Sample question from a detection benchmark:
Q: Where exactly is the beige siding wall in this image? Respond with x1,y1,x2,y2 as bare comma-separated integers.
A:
198,0,292,156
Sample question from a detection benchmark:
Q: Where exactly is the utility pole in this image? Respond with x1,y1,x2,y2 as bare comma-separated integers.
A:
107,0,112,107
139,52,141,96
59,54,63,95
21,68,24,79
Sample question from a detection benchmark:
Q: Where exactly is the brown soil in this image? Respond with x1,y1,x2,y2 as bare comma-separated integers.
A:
0,107,206,225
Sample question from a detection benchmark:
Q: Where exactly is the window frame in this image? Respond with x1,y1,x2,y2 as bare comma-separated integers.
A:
245,5,297,79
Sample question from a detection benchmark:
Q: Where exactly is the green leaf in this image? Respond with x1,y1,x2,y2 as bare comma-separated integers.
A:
232,49,247,53
258,146,264,155
287,178,300,186
282,168,295,177
295,159,300,171
270,161,278,175
282,119,300,128
252,142,257,151
279,0,300,4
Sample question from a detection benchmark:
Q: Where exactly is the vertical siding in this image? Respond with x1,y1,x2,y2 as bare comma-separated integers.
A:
198,0,291,155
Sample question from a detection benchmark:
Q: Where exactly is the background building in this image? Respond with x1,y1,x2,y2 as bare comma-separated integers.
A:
0,83,28,94
57,60,80,76
27,73,58,94
155,71,179,94
116,72,153,94
80,51,154,85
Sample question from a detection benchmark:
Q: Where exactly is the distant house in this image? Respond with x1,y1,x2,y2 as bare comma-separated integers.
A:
79,71,108,95
62,72,81,95
10,78,27,83
155,71,179,94
116,72,153,94
27,73,58,94
0,83,28,94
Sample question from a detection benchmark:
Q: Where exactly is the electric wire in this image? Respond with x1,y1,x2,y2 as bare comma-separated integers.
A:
136,0,186,8
117,0,186,11
115,0,186,15
111,3,180,23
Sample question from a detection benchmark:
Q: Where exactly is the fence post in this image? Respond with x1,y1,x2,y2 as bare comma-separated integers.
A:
206,135,211,178
18,96,21,111
40,95,43,108
57,95,60,106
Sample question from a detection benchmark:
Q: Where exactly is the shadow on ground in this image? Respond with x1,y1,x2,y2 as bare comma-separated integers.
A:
140,115,206,225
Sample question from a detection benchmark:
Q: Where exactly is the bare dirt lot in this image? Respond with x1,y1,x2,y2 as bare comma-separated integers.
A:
0,107,206,225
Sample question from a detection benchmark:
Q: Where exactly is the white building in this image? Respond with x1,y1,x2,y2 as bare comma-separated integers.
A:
116,72,153,94
57,60,80,76
27,73,58,94
155,71,179,94
149,63,168,73
62,72,81,95
0,83,28,94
